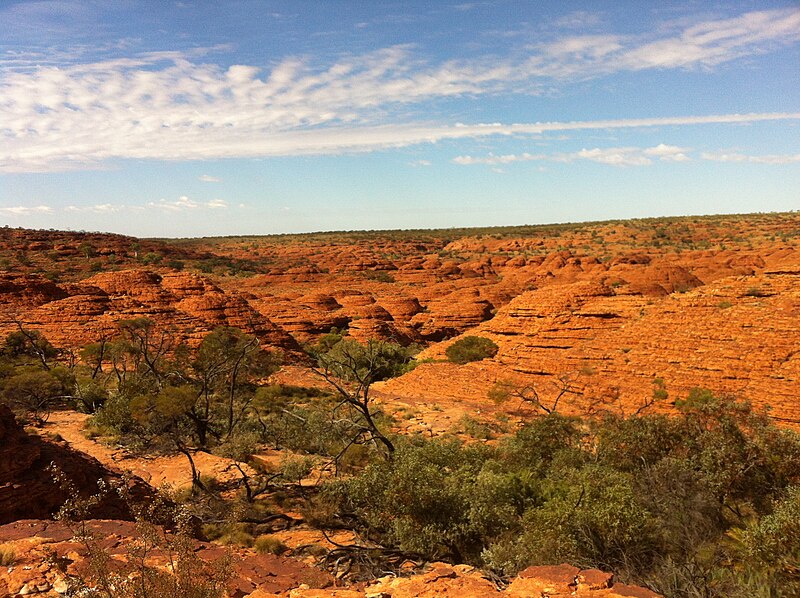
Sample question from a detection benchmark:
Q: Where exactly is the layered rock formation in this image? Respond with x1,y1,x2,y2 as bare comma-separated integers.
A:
386,268,800,424
2,216,800,421
0,270,300,353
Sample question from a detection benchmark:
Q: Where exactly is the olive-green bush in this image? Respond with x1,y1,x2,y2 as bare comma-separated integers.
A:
445,336,499,364
325,392,800,598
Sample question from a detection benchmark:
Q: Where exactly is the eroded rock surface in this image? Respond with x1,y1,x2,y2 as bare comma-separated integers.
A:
0,270,300,354
0,519,333,597
0,405,152,524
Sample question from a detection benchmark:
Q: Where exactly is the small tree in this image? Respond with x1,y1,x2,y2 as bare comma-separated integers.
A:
78,242,96,259
130,384,207,492
311,338,414,457
489,372,582,415
4,324,59,370
1,367,74,423
0,327,73,423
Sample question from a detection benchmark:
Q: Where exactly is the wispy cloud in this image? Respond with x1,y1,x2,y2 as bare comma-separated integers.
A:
619,9,800,70
644,143,691,161
64,203,125,213
701,151,800,164
199,174,222,183
0,8,798,172
0,197,231,221
0,205,54,216
455,144,693,167
146,196,229,211
553,10,604,30
453,152,546,165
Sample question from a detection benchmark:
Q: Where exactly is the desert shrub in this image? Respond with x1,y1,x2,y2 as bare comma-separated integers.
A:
484,465,658,575
456,414,494,440
743,486,800,592
364,270,395,283
53,474,231,598
254,534,288,555
140,252,162,265
320,397,800,595
332,438,491,562
88,394,140,443
0,543,15,566
74,380,110,413
218,528,254,547
445,336,499,364
280,455,316,486
500,414,584,475
0,366,74,423
593,413,682,472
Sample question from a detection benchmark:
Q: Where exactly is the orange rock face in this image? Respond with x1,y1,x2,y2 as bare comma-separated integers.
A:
385,268,800,425
1,214,800,425
0,269,300,354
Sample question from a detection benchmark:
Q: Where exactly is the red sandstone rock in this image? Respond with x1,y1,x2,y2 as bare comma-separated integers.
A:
0,405,153,524
0,269,301,355
0,519,333,597
578,568,614,590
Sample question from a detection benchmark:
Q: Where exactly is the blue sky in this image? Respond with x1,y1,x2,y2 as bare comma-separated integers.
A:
1,1,798,237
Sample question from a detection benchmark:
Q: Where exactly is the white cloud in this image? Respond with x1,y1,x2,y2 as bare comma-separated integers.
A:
408,159,432,167
65,203,124,213
199,174,222,183
454,144,695,167
643,143,692,162
147,196,200,211
0,8,798,171
456,143,800,168
571,147,653,166
553,10,603,30
452,152,546,165
619,9,800,70
0,205,53,216
146,196,230,211
702,152,800,164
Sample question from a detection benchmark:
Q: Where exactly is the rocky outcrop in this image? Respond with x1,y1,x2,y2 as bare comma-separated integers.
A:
0,529,662,598
0,519,333,597
0,270,300,354
386,270,800,425
410,288,495,341
266,562,661,597
0,405,153,524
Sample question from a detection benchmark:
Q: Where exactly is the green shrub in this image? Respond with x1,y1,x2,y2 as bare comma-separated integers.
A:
207,523,254,547
254,534,288,555
445,336,499,364
484,465,657,575
280,455,316,486
456,414,494,440
744,486,800,589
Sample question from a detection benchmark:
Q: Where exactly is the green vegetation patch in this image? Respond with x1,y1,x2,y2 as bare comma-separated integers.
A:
445,336,499,364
